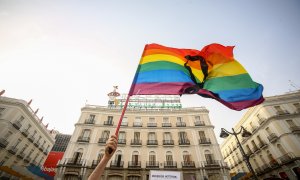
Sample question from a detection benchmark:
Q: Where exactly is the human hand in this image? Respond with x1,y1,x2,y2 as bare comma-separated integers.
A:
104,135,118,158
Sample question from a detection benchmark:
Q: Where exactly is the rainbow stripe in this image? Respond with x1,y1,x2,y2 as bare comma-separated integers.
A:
129,43,264,110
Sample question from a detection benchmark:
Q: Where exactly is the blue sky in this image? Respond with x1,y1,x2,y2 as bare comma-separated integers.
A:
1,0,299,143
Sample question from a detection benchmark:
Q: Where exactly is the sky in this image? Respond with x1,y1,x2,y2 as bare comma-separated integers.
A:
1,0,300,143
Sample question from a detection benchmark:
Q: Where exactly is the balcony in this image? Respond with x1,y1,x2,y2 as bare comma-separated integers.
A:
194,121,205,126
162,123,171,127
176,122,186,127
8,146,18,155
20,129,29,137
118,139,126,145
251,126,258,133
163,140,174,146
39,147,44,152
133,122,142,127
66,158,84,166
289,126,300,133
252,146,259,153
179,139,190,145
103,121,113,126
34,142,40,148
258,141,268,149
84,119,94,124
164,161,177,168
12,121,22,130
131,139,142,146
28,136,35,143
258,118,266,125
77,136,90,143
128,161,141,168
0,138,9,148
43,150,49,155
181,161,195,168
24,157,31,163
147,140,158,146
147,123,157,127
277,153,295,164
267,133,279,143
17,152,25,159
98,138,108,144
91,160,100,167
276,111,290,116
203,160,220,167
110,160,124,168
199,138,211,145
146,161,159,168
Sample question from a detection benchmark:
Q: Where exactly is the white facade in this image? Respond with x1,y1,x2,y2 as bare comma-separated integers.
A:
0,95,55,178
56,95,230,180
221,90,300,179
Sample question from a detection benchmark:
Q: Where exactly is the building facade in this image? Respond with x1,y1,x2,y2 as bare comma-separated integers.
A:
221,90,300,179
0,94,55,179
56,90,230,180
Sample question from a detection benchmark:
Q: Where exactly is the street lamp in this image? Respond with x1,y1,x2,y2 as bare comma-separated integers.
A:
220,126,259,180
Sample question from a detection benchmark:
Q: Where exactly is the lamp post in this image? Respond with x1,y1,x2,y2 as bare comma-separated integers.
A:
220,126,259,180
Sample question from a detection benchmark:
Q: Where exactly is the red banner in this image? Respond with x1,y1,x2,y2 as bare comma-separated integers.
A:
42,151,64,177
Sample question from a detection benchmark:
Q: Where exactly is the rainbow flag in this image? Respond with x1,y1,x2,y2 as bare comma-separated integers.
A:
129,43,264,110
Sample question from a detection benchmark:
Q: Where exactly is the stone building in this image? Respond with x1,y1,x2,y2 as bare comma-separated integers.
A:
221,90,300,179
56,88,229,180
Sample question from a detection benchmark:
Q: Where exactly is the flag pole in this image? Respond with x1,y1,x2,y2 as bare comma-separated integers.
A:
114,94,130,136
107,44,148,154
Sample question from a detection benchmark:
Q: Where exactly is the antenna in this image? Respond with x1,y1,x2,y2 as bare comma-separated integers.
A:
289,80,299,90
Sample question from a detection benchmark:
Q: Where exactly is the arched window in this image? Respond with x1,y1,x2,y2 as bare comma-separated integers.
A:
113,150,123,167
131,151,139,166
71,148,83,164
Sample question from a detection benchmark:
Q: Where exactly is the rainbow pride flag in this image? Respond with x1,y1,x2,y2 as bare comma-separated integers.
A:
129,43,264,110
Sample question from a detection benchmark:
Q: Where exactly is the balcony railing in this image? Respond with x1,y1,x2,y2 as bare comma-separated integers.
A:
267,133,279,143
176,122,186,127
163,140,174,145
194,121,205,126
252,146,259,153
118,139,126,144
77,136,90,143
133,122,142,127
34,142,40,148
91,160,100,167
181,161,195,168
20,129,29,137
17,152,25,159
28,136,36,143
251,126,258,133
258,118,266,125
258,141,268,149
147,140,158,145
84,119,94,124
147,123,157,127
179,139,190,145
128,161,141,168
164,161,177,168
289,126,300,133
12,121,22,130
8,146,18,155
110,160,124,168
203,160,220,167
66,158,84,166
131,139,142,146
162,123,171,127
199,138,211,144
146,161,159,168
98,138,108,144
277,153,295,164
0,138,9,148
103,121,113,126
24,157,31,163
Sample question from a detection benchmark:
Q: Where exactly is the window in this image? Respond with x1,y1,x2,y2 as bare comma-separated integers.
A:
294,103,300,111
17,116,24,123
163,117,169,123
274,106,286,114
132,151,139,165
0,107,5,116
183,151,191,162
121,117,128,126
148,132,156,140
166,151,173,165
89,114,95,121
177,117,183,122
164,132,172,140
149,117,155,123
119,131,125,140
195,116,200,121
98,150,104,161
149,151,156,162
204,151,214,164
4,131,12,139
101,130,110,140
179,132,187,141
198,131,206,139
286,119,296,127
134,132,140,140
107,116,113,123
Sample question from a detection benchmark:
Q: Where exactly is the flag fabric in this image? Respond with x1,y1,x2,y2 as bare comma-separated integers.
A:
129,43,264,110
